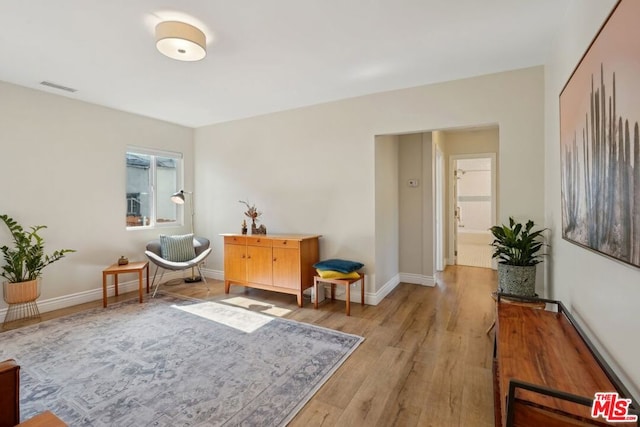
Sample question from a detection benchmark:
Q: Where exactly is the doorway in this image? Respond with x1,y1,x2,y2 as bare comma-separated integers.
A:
451,154,496,268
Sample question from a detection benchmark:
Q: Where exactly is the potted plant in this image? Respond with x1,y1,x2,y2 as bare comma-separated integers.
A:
490,217,546,297
1,214,75,304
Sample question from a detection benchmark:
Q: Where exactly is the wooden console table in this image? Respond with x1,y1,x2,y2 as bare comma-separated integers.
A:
493,294,639,426
221,234,320,307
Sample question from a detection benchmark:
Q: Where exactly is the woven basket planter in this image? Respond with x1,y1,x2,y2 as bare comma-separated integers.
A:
3,279,41,304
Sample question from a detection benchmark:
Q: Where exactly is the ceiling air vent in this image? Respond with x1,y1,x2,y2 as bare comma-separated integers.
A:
39,81,78,93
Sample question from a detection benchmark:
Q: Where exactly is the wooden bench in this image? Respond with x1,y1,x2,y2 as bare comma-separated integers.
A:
493,295,639,426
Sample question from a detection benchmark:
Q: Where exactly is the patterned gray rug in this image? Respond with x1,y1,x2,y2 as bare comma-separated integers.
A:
0,296,363,426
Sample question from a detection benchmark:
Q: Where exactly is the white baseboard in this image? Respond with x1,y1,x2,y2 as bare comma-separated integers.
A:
0,270,187,318
369,274,401,305
1,268,414,318
201,268,224,281
399,273,436,287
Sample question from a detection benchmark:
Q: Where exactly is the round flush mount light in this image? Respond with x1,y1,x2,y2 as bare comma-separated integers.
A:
155,21,206,61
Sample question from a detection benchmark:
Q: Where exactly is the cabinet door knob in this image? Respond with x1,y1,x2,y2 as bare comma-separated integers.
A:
241,255,245,259
283,241,288,245
257,239,261,243
273,258,277,262
247,255,251,259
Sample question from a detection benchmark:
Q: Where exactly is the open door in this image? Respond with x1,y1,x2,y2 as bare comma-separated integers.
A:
450,154,496,268
435,144,445,271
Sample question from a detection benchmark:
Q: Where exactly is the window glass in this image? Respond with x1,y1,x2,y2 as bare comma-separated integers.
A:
126,149,182,229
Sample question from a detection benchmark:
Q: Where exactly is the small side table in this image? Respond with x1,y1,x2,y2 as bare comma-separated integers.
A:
102,261,149,308
313,274,365,316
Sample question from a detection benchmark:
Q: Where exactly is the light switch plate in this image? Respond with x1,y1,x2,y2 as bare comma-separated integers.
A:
408,179,419,187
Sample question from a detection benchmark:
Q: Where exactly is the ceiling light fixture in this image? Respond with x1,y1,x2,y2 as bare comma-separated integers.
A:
155,21,206,61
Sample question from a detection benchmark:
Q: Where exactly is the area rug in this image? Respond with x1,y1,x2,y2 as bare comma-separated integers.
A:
0,296,363,426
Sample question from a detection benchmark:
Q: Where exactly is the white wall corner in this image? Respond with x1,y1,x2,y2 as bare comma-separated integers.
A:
202,268,224,281
367,273,401,305
322,273,401,306
399,272,436,287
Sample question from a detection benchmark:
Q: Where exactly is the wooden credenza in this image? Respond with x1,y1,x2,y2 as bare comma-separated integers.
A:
221,234,320,307
493,295,639,426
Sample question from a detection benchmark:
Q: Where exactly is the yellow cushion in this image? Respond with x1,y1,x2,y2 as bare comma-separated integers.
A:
316,269,360,279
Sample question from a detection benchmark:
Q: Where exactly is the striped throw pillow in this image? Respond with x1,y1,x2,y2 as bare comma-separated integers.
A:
160,234,196,262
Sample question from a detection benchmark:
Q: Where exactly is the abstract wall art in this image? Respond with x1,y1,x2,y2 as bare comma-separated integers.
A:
560,0,640,268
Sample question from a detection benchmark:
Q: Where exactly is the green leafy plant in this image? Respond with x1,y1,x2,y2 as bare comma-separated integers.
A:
0,214,75,283
490,217,546,266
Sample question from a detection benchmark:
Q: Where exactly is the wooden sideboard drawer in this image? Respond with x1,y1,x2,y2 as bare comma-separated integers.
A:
224,235,246,245
272,239,300,249
246,236,272,247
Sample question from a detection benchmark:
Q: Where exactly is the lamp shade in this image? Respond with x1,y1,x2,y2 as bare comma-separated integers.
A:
156,21,206,61
170,190,185,204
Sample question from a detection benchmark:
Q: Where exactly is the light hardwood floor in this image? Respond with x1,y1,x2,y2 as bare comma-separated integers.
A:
2,265,497,427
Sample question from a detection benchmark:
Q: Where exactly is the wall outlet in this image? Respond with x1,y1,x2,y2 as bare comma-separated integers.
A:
408,179,419,187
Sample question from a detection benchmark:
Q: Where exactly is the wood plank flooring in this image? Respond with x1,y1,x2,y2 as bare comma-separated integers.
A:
1,265,497,426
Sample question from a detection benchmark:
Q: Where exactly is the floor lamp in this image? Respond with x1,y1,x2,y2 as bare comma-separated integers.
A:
170,189,201,283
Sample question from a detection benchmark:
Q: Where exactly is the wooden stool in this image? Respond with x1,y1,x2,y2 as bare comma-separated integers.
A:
313,274,365,316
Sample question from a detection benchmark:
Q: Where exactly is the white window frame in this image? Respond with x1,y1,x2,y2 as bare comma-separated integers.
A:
126,146,184,230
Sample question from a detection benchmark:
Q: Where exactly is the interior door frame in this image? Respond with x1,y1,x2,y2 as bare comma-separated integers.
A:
434,144,445,271
448,153,497,264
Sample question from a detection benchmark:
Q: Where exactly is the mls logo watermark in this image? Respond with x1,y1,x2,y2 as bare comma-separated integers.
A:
591,392,638,422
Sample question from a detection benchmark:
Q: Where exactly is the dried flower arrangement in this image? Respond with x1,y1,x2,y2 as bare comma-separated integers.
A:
239,200,262,224
238,200,267,235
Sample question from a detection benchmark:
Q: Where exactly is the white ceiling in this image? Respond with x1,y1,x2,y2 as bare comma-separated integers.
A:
0,1,567,128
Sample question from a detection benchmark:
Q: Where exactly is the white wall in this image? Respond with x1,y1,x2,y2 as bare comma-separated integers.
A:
194,66,545,298
0,81,193,310
375,135,400,296
399,134,423,275
0,65,545,313
394,131,436,286
421,132,435,283
545,0,639,398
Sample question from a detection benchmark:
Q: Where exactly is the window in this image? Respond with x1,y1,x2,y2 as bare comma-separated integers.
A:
126,147,183,229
